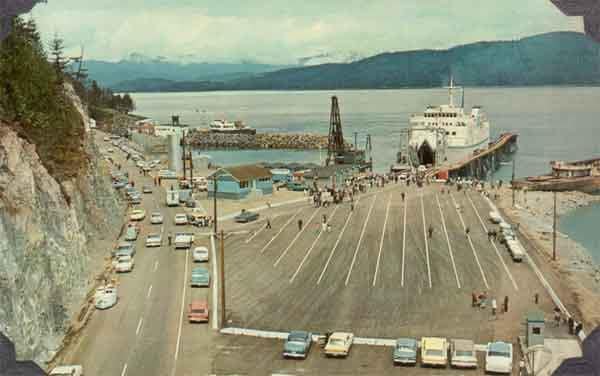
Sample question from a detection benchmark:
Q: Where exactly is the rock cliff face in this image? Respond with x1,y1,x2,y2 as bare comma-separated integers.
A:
0,120,124,363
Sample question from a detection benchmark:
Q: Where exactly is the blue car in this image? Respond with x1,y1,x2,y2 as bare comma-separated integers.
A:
393,338,418,365
283,331,313,359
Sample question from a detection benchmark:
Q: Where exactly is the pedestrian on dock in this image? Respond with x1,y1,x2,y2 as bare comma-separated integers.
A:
465,227,470,236
168,233,172,246
327,224,331,233
504,296,509,313
428,225,434,238
534,293,539,304
322,221,327,232
554,307,562,327
266,218,271,230
401,192,405,201
350,202,354,212
491,298,497,316
158,176,162,186
472,291,478,307
298,219,303,231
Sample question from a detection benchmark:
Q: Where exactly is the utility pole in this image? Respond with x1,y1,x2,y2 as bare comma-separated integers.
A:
354,132,358,151
189,151,194,189
553,191,557,261
213,175,218,235
511,158,516,207
220,230,226,328
181,130,187,180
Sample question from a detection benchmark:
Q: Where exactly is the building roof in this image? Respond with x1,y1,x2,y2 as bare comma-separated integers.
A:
212,165,271,181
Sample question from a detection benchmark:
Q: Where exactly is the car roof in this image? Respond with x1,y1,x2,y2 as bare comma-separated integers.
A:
192,267,208,273
289,330,309,337
175,213,187,217
117,242,133,247
422,337,446,348
452,339,474,351
151,212,162,216
194,246,209,251
190,300,208,309
330,332,352,339
396,338,417,346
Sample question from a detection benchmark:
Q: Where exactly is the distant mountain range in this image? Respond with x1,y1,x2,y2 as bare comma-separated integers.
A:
99,32,600,92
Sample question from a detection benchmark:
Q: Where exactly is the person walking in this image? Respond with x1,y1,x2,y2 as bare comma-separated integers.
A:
472,291,478,307
167,233,172,246
534,292,539,304
401,192,405,202
554,307,561,327
465,226,470,236
428,225,434,238
503,295,509,313
327,223,332,233
266,218,271,229
491,298,497,316
298,219,303,231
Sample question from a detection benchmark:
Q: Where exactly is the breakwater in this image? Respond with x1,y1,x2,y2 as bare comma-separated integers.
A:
187,130,332,150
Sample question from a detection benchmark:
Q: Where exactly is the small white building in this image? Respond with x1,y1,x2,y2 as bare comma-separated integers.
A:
551,161,592,178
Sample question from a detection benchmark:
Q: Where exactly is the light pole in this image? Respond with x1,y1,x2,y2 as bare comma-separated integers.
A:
553,191,558,261
220,230,226,328
212,175,218,235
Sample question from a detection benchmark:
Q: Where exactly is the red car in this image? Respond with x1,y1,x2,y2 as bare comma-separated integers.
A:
188,300,209,323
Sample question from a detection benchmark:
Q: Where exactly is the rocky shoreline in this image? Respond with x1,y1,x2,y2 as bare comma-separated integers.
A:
496,187,600,329
187,129,333,150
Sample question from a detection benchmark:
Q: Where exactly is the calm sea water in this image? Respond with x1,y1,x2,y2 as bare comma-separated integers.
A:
131,88,600,260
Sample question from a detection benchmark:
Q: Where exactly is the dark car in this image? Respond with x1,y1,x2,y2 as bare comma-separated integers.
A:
283,331,313,359
234,209,259,223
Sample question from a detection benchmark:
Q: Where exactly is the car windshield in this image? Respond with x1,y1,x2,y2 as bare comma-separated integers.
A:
489,350,510,358
396,345,414,352
455,350,473,357
426,349,444,357
329,338,344,346
118,258,130,263
286,341,306,351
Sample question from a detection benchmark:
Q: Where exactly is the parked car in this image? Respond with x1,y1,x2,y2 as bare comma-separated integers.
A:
287,181,308,191
234,209,259,223
450,339,477,369
146,233,162,248
94,285,118,309
489,211,502,224
187,300,209,323
174,213,188,225
192,246,209,262
112,180,127,189
124,226,138,241
130,209,146,221
420,337,448,367
113,242,135,257
283,330,313,359
190,267,210,287
324,332,354,357
393,338,418,365
150,212,163,224
115,255,135,273
49,365,84,376
142,185,153,194
485,341,513,374
128,193,142,205
175,232,194,249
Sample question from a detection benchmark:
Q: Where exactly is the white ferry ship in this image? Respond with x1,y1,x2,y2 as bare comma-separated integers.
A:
407,79,490,167
209,119,255,134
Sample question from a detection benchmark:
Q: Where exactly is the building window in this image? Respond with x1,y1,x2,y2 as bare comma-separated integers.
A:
240,181,249,188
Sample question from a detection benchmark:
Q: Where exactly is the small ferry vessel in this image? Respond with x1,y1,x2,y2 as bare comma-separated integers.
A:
407,79,490,167
209,119,256,134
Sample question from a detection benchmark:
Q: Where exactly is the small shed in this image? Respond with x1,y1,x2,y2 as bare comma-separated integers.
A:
526,311,545,347
208,164,273,199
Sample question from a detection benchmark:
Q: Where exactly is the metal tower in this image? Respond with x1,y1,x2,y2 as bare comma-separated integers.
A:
327,96,345,166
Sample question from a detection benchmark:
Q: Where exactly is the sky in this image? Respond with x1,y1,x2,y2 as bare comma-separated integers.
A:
28,0,583,64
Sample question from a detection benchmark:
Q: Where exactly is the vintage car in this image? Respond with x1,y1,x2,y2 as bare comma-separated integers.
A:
190,267,210,287
324,332,354,358
94,285,118,310
485,341,513,374
129,209,146,221
174,213,188,225
450,339,477,369
142,185,153,194
187,300,209,323
192,246,209,262
115,255,134,273
393,337,418,365
150,212,163,224
112,241,135,257
146,233,162,248
124,225,138,241
234,209,259,223
283,330,313,359
420,337,448,367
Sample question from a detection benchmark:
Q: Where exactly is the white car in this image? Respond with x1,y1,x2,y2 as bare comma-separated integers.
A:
115,255,134,272
324,332,354,357
450,339,478,369
193,246,209,262
150,212,163,224
489,211,502,224
146,233,162,247
49,365,84,376
130,209,146,221
94,285,118,309
485,341,513,374
174,213,188,225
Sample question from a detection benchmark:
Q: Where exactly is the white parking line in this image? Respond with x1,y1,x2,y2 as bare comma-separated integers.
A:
121,363,128,376
436,195,461,289
146,285,153,299
466,194,519,291
136,317,143,336
274,208,321,267
420,193,433,288
289,206,339,283
401,193,407,287
345,195,377,286
450,194,490,289
259,208,304,254
317,199,359,285
173,248,189,363
372,195,391,286
244,222,268,244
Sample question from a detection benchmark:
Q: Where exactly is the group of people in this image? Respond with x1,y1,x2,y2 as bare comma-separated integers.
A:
472,291,509,316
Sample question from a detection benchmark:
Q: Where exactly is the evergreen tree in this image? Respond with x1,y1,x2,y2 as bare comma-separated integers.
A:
49,33,69,85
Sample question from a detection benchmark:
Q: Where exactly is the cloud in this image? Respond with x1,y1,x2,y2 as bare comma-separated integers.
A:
28,0,583,64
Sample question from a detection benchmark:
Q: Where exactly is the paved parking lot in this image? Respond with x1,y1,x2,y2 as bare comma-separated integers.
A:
222,184,555,345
